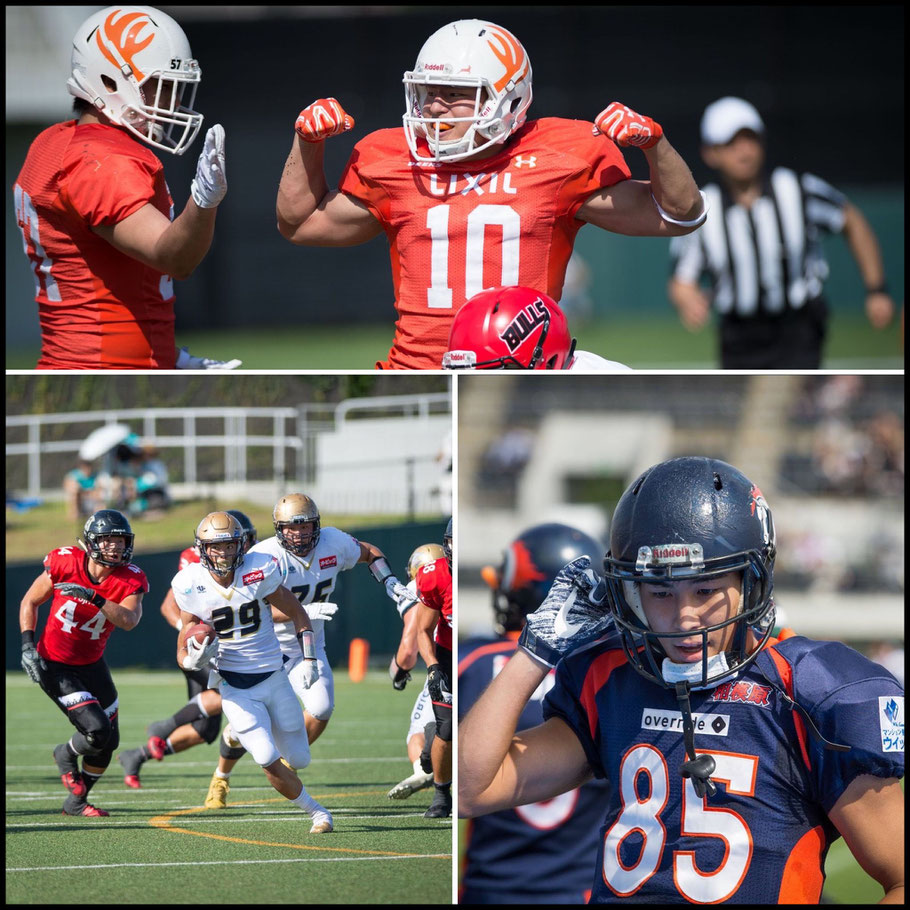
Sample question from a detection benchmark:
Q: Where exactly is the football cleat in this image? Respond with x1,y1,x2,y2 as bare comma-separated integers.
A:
204,774,230,809
147,736,168,761
423,787,452,818
118,747,147,788
388,760,434,800
53,744,87,798
309,809,334,834
62,799,109,817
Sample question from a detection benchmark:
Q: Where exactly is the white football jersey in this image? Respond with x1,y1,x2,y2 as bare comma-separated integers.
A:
250,527,361,655
171,551,285,674
568,350,633,372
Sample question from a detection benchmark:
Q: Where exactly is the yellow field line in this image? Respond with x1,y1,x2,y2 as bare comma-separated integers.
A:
148,796,451,858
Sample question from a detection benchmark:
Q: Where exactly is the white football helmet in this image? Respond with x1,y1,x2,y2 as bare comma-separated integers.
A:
403,19,533,163
67,6,203,155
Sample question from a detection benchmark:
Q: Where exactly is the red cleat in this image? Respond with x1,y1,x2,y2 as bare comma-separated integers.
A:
146,735,167,761
62,802,109,817
53,744,87,798
123,774,142,790
61,771,87,798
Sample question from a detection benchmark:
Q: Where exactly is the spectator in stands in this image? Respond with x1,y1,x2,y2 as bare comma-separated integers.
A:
131,445,171,517
63,459,104,521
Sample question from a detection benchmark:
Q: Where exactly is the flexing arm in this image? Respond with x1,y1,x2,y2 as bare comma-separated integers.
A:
827,774,904,903
458,647,592,816
842,202,895,329
275,102,382,247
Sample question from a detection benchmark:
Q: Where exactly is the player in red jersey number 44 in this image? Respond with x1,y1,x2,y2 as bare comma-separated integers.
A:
276,19,706,370
12,6,239,370
459,457,904,903
19,510,148,817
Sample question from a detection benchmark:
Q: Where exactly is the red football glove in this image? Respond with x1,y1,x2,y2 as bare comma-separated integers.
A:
593,101,663,149
295,98,354,143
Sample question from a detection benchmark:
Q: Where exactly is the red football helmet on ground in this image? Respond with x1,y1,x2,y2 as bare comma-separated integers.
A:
443,286,576,369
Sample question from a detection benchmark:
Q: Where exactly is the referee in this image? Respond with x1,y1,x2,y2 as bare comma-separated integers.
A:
669,97,895,369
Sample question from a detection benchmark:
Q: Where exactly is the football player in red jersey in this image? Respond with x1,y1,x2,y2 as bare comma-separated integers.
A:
117,510,257,788
19,510,148,817
411,519,454,817
12,5,238,370
460,458,904,903
276,19,705,370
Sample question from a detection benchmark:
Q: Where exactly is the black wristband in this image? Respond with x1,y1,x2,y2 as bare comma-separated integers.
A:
21,630,35,648
865,282,888,295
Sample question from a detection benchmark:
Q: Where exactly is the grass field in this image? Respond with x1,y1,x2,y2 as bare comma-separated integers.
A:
5,314,903,370
6,670,452,905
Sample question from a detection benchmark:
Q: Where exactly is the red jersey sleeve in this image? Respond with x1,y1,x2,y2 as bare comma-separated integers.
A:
338,129,398,223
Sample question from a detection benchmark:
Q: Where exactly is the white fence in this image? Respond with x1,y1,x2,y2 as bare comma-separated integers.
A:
6,393,452,516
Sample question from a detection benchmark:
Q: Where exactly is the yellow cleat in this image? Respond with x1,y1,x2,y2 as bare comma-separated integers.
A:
204,774,230,809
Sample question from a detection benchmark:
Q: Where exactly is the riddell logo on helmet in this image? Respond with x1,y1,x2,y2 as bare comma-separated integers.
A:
652,545,694,563
500,300,547,352
423,63,448,72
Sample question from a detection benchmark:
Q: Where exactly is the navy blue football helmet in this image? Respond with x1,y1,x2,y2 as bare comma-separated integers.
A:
82,509,135,566
484,522,604,634
602,456,777,689
226,509,258,552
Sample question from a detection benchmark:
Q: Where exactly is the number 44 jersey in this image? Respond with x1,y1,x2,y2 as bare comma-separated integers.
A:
339,117,630,369
172,551,286,675
544,633,904,904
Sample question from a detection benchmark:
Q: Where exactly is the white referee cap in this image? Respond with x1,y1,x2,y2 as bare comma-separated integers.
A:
700,96,765,145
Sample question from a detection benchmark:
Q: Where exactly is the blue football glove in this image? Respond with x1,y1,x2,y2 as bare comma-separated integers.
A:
518,556,613,667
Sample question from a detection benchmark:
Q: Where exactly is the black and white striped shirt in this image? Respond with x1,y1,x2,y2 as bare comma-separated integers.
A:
670,167,847,319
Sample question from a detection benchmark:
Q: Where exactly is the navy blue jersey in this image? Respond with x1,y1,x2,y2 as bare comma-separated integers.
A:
459,633,612,904
543,633,904,904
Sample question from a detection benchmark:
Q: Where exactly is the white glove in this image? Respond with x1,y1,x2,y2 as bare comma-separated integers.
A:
182,634,218,671
306,602,339,622
394,587,419,617
190,123,227,208
518,556,615,667
176,346,242,370
385,577,410,602
300,658,318,689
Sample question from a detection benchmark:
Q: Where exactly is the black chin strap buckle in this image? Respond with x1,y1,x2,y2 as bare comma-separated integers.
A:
674,681,717,798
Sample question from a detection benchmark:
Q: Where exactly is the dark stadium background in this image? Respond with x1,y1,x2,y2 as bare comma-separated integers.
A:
5,5,904,348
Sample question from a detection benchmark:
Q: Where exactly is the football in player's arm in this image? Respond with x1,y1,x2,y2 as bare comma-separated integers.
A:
275,19,705,370
19,510,147,817
459,457,904,904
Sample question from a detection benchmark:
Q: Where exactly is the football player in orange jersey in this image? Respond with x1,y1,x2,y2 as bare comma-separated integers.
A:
276,19,706,370
12,6,239,370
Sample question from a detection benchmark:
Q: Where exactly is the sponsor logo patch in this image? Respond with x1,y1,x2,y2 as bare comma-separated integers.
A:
641,708,730,736
319,556,337,569
879,695,904,753
711,679,773,708
242,569,264,585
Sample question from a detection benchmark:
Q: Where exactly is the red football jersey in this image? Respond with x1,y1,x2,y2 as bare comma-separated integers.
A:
178,545,200,571
13,120,178,369
37,546,149,665
339,118,630,369
416,557,453,651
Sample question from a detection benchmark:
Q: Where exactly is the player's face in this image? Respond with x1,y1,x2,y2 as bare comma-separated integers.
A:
280,521,317,553
95,534,127,563
422,86,481,142
638,572,743,663
703,130,764,183
204,540,239,573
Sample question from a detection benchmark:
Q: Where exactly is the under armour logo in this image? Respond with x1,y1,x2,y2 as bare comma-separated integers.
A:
513,155,537,168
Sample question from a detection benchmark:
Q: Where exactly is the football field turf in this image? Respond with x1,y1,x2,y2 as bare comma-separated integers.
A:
6,670,452,904
5,314,902,370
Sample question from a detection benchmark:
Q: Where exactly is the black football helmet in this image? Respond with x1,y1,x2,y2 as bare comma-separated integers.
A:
602,456,776,690
82,509,135,566
226,509,258,552
443,517,453,567
484,522,604,635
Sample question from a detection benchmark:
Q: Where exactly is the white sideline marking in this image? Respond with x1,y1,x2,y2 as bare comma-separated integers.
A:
8,854,450,873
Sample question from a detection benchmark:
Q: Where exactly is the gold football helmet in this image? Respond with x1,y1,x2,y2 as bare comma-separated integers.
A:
273,493,321,556
195,511,244,575
407,543,445,580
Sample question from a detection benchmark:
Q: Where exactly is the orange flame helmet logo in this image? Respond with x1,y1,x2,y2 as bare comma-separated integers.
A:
482,23,529,94
96,9,156,81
